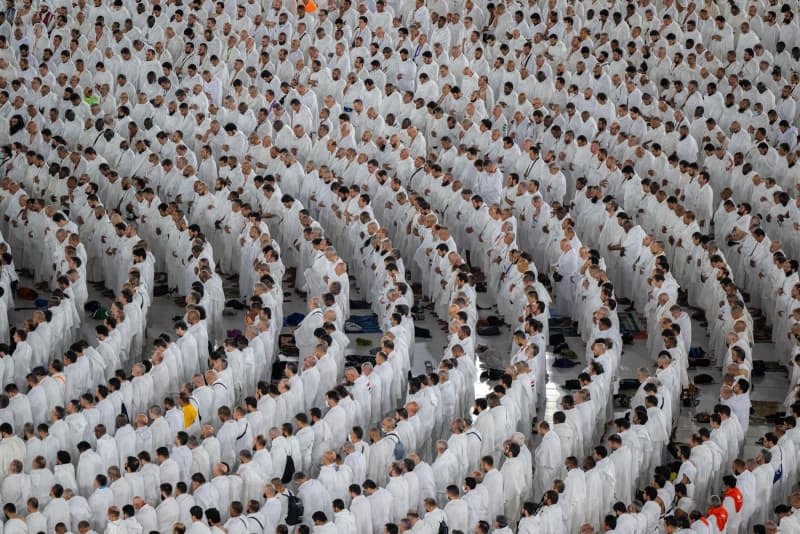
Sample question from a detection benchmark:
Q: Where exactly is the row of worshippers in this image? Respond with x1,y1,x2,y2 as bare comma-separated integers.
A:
716,186,800,357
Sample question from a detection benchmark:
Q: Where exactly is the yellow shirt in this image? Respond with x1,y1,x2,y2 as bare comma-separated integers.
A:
182,403,198,428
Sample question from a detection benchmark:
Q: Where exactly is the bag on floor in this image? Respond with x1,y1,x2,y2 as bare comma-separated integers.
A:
688,347,706,359
619,378,640,391
477,325,501,336
414,326,432,338
486,316,504,326
694,412,711,424
225,299,246,310
564,379,581,390
553,357,579,368
694,373,714,385
681,385,700,407
284,312,306,327
280,345,299,358
552,342,570,354
480,368,505,381
560,349,578,360
153,285,169,297
17,287,38,300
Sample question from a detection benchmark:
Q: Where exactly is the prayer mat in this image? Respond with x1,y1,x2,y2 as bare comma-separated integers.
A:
553,357,580,368
754,328,773,343
752,360,788,377
763,361,789,373
548,323,580,337
751,400,782,418
618,310,644,334
345,314,382,333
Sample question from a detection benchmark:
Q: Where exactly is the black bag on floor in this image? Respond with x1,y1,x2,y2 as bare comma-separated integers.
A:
619,378,640,391
564,379,581,390
553,358,579,368
480,368,505,381
346,354,376,366
225,299,246,310
682,385,700,407
415,326,432,338
694,373,714,384
552,342,570,355
549,333,566,346
477,325,501,336
153,285,169,297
